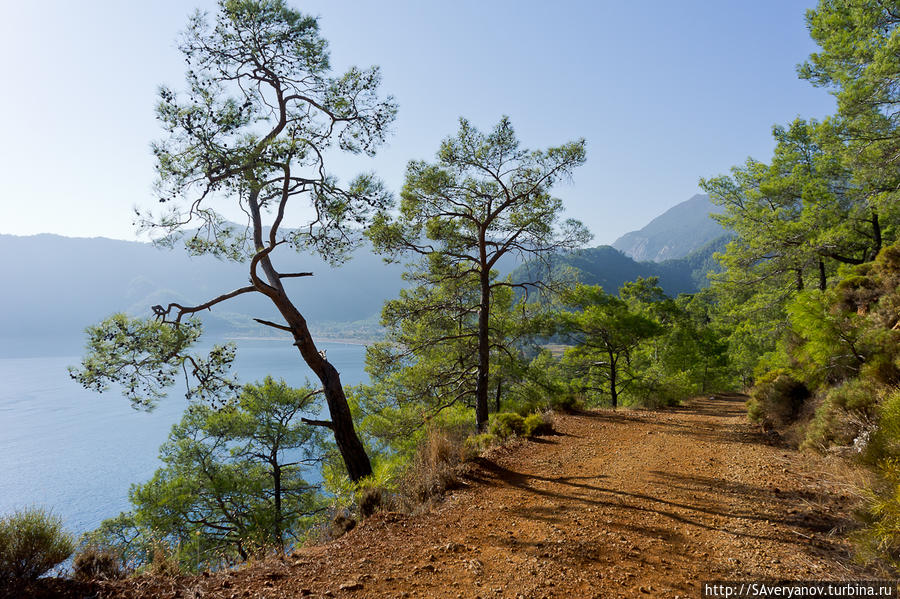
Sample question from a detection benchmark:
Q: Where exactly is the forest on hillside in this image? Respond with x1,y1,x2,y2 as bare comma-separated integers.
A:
4,0,900,590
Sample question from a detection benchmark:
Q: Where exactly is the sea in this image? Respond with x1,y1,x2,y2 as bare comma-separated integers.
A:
0,336,368,537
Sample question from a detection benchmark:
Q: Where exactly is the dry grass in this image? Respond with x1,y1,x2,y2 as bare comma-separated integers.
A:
398,427,470,510
72,545,123,582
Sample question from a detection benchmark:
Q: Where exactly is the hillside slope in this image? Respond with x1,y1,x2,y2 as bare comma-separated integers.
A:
88,395,869,599
612,194,725,262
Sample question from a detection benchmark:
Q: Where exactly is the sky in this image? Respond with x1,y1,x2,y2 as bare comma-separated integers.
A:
0,1,837,246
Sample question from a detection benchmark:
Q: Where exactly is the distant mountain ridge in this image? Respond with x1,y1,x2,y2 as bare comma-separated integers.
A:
0,234,405,346
0,196,729,349
512,235,726,299
612,194,725,262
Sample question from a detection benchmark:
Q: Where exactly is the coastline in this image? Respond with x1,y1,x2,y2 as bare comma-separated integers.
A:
223,334,381,347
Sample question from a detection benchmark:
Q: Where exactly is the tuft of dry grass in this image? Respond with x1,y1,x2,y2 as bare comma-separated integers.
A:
399,427,470,510
72,545,123,581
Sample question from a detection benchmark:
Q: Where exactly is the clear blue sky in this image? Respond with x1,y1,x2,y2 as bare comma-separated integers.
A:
0,1,835,245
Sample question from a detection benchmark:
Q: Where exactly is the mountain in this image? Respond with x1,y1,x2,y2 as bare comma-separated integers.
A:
612,194,725,262
0,234,405,347
512,236,728,298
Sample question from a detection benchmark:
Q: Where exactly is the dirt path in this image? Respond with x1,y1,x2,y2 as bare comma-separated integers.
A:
102,395,871,599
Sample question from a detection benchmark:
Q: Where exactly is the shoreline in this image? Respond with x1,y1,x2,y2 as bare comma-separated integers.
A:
223,335,382,347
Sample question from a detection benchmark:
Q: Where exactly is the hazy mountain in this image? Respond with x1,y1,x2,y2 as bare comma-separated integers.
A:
0,234,405,347
612,194,725,262
0,194,731,351
512,236,728,298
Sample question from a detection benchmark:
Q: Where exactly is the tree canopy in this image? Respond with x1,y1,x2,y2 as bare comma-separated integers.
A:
72,0,398,481
368,116,590,429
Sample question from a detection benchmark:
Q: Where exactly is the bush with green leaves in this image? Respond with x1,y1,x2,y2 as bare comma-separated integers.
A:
748,369,810,426
803,378,883,451
522,413,553,437
488,413,526,439
87,377,326,571
0,508,74,584
855,457,900,572
487,412,553,439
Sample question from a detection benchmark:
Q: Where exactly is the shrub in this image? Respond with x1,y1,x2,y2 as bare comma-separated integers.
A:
804,379,882,451
72,544,122,581
463,433,498,454
865,389,900,466
854,457,900,572
522,413,554,437
488,413,526,439
749,369,810,426
852,389,900,572
746,397,765,423
549,392,582,413
0,508,74,584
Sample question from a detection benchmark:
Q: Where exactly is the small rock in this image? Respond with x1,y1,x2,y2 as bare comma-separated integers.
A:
340,582,363,591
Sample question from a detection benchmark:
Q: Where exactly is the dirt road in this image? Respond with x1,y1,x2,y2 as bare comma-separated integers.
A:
102,395,871,599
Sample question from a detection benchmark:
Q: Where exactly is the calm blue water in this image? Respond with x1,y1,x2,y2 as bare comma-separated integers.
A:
0,338,368,536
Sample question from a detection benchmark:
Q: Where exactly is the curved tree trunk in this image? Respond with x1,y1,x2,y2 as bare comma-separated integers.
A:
270,288,372,481
246,188,372,482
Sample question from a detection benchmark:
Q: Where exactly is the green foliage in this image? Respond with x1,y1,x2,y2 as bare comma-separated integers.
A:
690,1,900,569
865,389,900,467
75,0,397,483
522,413,554,437
0,508,74,584
485,412,552,439
89,377,325,570
463,433,499,454
367,116,590,430
748,369,810,426
802,0,900,217
69,315,239,410
488,413,526,439
803,378,883,450
321,458,400,517
556,281,663,408
855,390,900,570
855,457,900,572
146,0,396,262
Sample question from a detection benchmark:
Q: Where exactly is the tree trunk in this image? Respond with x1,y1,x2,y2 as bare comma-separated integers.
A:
608,351,618,409
818,259,826,291
264,291,371,480
475,268,491,431
272,462,282,550
795,269,804,292
248,191,371,481
871,210,882,261
495,376,503,414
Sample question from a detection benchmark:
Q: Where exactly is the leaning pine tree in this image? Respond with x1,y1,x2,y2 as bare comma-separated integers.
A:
71,0,397,481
